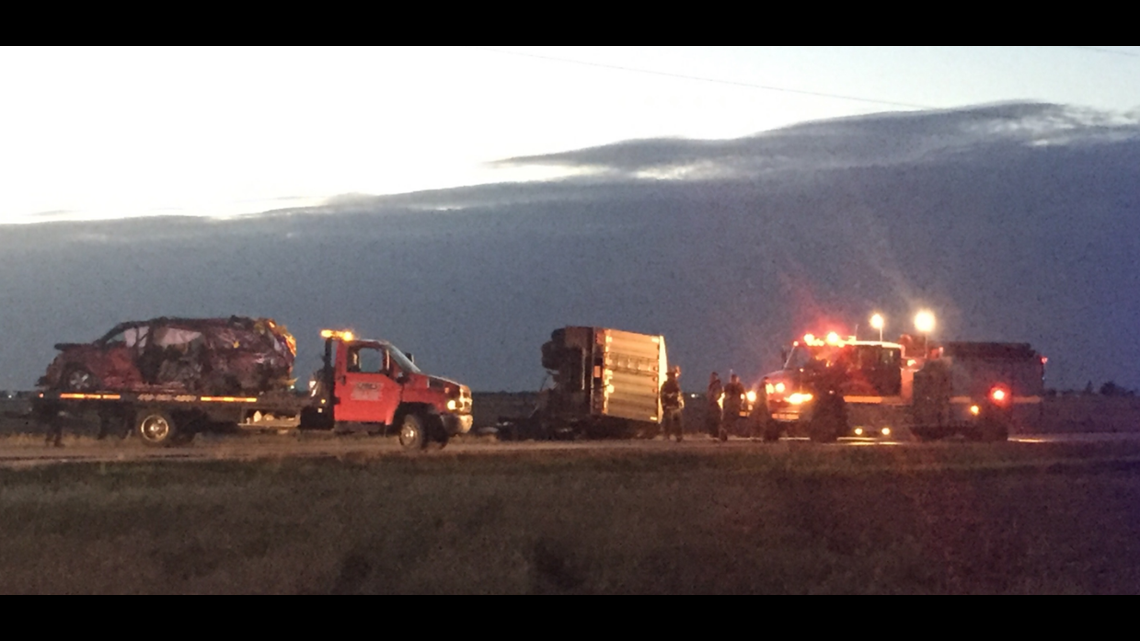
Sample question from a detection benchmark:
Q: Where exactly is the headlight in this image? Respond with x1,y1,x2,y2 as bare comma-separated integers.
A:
775,382,786,394
788,393,813,405
447,399,457,411
746,391,757,403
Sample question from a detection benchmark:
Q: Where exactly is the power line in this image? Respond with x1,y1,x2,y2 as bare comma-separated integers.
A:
1069,46,1140,58
473,47,933,110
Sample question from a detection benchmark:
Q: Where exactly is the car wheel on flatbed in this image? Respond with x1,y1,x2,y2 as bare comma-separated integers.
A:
61,366,99,393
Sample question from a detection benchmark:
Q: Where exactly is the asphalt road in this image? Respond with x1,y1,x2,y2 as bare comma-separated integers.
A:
2,429,1140,469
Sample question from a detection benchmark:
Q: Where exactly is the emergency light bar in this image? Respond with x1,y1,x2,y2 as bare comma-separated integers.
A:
320,329,356,342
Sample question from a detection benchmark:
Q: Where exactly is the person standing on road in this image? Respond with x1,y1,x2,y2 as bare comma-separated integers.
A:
722,372,746,442
661,366,685,443
707,372,723,438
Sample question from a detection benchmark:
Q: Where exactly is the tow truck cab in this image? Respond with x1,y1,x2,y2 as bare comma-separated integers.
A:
307,330,473,448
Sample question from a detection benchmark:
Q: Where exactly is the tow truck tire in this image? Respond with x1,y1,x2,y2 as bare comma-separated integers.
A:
398,413,429,451
135,410,179,448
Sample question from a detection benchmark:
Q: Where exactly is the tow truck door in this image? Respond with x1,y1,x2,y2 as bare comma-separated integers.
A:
336,344,402,425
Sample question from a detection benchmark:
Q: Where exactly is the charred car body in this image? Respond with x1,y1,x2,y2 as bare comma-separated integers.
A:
39,317,296,396
756,332,1045,443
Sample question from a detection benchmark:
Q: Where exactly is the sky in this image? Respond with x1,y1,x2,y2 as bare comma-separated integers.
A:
2,46,1139,225
1,47,1139,394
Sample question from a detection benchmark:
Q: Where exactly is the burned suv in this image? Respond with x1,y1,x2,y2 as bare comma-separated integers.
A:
38,317,296,396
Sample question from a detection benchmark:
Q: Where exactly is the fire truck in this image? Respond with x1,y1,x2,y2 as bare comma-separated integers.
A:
755,331,1046,443
32,329,473,451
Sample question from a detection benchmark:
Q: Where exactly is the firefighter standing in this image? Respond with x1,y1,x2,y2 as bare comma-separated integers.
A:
721,372,746,442
706,372,723,438
661,366,685,443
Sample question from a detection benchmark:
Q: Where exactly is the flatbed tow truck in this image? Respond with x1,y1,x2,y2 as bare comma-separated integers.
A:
31,329,473,451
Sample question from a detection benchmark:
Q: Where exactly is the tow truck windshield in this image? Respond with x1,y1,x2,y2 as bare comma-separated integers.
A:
387,345,422,375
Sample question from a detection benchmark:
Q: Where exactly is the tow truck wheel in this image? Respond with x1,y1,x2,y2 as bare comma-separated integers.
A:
398,413,428,451
135,410,179,448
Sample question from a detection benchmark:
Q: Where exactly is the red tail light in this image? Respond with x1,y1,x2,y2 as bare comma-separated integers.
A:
990,387,1008,403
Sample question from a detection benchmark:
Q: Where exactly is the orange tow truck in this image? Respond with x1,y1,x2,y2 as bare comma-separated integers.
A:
33,329,472,451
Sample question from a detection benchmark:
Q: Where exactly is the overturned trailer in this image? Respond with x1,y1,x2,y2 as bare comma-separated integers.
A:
499,327,668,439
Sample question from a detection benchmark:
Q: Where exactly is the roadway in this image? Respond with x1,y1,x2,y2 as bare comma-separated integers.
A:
2,429,1140,469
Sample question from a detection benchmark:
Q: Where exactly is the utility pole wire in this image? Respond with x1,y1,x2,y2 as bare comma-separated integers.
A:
474,47,934,110
1069,46,1140,58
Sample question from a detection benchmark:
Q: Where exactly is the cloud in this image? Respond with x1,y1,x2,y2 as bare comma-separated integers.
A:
492,102,1140,179
2,102,1138,394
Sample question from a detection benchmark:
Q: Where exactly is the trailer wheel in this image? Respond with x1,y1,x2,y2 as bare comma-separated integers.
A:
398,413,429,451
135,410,179,447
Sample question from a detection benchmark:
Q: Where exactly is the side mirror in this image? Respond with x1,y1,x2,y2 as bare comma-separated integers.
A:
405,352,415,364
780,349,788,364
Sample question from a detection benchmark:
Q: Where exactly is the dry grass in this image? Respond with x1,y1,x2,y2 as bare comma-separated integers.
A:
2,443,1140,594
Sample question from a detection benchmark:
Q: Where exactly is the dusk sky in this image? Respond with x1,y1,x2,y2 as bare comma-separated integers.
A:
1,47,1139,393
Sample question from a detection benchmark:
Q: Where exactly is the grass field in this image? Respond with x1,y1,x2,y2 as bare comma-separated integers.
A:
2,442,1139,594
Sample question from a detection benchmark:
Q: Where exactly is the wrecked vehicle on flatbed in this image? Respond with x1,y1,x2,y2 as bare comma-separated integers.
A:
38,317,296,396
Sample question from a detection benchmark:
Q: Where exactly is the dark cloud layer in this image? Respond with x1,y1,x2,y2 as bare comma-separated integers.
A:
1,103,1137,393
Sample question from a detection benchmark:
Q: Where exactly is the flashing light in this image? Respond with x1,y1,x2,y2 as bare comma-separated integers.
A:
803,334,815,344
321,330,356,342
788,392,813,405
991,387,1007,403
881,427,891,437
970,405,981,415
746,390,757,403
826,332,840,345
775,382,786,394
